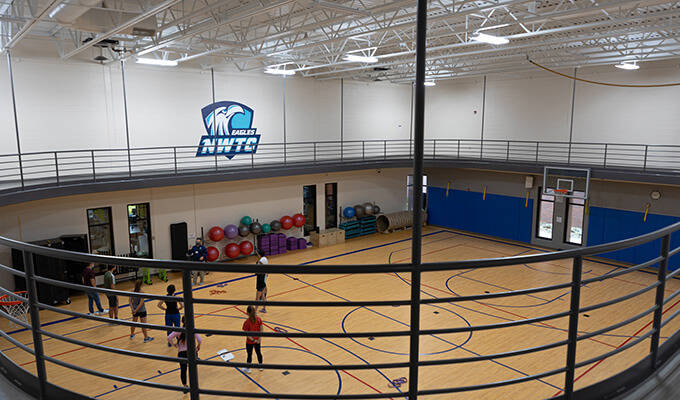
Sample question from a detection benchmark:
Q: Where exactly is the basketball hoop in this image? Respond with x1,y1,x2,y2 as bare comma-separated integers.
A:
554,189,569,196
0,291,30,328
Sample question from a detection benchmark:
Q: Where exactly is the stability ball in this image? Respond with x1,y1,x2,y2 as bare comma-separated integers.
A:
240,241,254,256
224,224,239,239
281,215,294,230
363,202,374,216
262,223,272,234
250,221,263,235
241,216,253,226
225,243,240,259
292,213,305,228
354,205,365,218
343,207,356,219
208,226,224,242
270,220,282,231
206,246,219,262
373,204,381,214
238,224,251,237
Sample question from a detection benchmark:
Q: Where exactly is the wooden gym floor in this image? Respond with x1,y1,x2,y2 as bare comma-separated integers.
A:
1,225,679,399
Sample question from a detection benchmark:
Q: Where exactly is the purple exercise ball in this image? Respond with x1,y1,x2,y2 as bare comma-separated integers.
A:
224,224,239,239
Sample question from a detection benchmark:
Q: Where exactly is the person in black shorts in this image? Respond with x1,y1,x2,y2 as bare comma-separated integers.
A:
255,249,268,313
129,279,154,343
158,284,183,347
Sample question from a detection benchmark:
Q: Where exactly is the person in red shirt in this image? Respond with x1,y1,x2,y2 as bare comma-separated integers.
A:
241,305,264,374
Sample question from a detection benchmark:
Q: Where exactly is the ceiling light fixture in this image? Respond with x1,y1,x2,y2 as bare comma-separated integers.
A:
615,61,640,70
264,68,296,75
471,32,509,45
136,58,178,66
343,54,378,63
424,80,436,86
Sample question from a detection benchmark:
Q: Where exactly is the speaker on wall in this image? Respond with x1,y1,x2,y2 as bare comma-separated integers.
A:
170,222,188,261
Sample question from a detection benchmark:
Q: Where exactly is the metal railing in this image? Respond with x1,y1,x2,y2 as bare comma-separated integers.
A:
1,221,680,399
1,139,679,193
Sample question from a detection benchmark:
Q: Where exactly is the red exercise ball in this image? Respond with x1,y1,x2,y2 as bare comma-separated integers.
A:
292,213,305,228
208,226,224,242
240,240,254,256
280,215,294,230
206,246,219,262
225,243,240,259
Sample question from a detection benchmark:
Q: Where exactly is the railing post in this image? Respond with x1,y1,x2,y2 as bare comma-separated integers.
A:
564,255,583,399
643,145,649,171
251,149,255,169
384,140,387,161
214,142,219,172
480,139,484,160
284,143,287,166
91,150,96,181
603,144,608,168
23,251,48,399
314,142,317,166
650,234,670,368
173,147,178,175
181,268,200,400
457,139,460,159
341,141,344,162
506,140,510,162
535,142,540,164
433,139,437,160
362,141,365,161
54,152,60,185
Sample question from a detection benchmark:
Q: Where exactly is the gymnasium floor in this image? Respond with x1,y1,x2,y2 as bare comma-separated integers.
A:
1,226,679,399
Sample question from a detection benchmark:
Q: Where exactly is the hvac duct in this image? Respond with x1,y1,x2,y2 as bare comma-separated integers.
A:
49,0,101,26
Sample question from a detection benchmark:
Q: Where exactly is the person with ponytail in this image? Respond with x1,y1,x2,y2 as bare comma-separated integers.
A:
241,305,264,373
158,284,183,347
167,316,202,388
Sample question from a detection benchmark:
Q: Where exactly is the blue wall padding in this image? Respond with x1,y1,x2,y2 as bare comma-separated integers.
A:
428,186,680,271
587,207,680,271
427,187,533,243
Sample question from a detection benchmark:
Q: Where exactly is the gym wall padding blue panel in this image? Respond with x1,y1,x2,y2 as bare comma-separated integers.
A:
587,206,680,271
427,187,533,243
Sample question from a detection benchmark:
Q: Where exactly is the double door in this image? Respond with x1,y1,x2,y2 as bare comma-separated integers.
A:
533,189,587,249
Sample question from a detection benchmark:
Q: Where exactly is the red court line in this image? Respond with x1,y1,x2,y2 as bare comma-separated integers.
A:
461,243,676,293
392,243,465,264
552,297,680,397
234,307,390,399
388,273,619,349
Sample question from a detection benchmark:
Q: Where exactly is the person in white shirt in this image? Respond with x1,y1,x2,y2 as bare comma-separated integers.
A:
255,249,268,313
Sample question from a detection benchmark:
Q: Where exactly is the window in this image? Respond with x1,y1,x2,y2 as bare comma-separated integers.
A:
128,203,152,258
302,185,317,236
87,207,114,255
565,191,586,245
325,183,337,229
407,174,428,210
536,190,555,240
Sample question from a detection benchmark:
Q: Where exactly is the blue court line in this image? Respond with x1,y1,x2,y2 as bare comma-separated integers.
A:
5,274,256,336
283,273,562,392
300,230,453,265
386,233,461,264
341,305,473,356
453,275,555,303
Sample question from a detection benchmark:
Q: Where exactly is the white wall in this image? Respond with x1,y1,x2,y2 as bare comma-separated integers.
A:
3,55,680,158
0,168,409,289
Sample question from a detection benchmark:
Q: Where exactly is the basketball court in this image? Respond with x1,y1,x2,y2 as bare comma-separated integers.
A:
1,225,677,399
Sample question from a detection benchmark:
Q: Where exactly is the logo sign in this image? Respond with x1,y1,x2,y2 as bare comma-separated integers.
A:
195,101,260,159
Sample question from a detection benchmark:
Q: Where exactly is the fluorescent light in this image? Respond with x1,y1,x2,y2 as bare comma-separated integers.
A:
136,58,178,66
424,80,436,86
476,23,510,32
343,54,378,63
264,68,295,75
471,32,509,45
615,61,640,70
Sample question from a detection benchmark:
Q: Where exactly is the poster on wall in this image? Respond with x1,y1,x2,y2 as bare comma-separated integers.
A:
195,101,260,159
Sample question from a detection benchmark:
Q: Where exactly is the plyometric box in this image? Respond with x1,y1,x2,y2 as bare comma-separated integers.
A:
310,228,345,247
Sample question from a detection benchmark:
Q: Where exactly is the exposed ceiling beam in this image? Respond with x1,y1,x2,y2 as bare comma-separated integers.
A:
1,0,63,51
60,0,182,59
